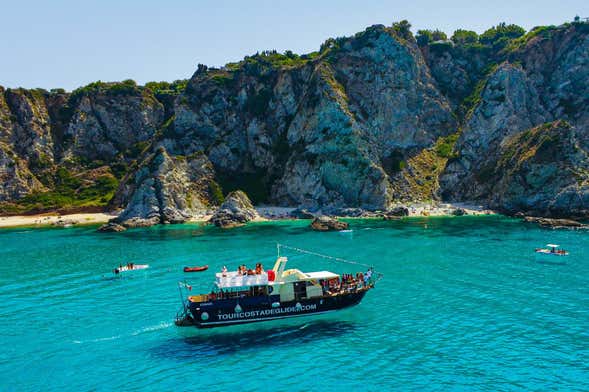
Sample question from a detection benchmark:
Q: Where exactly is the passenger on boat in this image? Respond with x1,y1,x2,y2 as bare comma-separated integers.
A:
247,268,255,275
222,266,228,277
255,263,264,274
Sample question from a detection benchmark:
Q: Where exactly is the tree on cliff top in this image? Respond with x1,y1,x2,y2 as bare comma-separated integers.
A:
451,29,479,45
392,20,413,40
480,23,525,49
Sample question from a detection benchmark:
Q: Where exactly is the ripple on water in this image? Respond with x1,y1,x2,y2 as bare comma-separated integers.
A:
0,217,588,391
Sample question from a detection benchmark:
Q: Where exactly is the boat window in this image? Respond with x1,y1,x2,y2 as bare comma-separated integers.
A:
293,281,307,300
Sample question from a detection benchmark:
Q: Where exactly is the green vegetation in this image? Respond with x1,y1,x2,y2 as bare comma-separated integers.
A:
459,63,499,115
0,168,119,214
144,79,188,96
416,29,448,46
208,180,224,205
451,29,478,45
434,133,460,158
391,20,413,41
223,49,319,77
479,23,525,50
70,79,140,101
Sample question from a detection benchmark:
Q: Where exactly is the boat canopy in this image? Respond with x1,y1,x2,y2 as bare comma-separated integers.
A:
215,271,268,288
546,244,560,247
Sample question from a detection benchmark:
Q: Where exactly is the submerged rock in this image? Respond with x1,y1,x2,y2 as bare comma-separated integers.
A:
523,216,587,229
97,222,127,232
310,216,349,231
209,190,259,228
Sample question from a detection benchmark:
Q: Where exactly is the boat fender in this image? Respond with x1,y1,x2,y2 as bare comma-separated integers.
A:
271,302,280,308
234,304,242,313
201,312,209,321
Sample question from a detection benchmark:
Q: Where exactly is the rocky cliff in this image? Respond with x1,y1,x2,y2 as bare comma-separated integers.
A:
1,21,588,221
440,23,589,217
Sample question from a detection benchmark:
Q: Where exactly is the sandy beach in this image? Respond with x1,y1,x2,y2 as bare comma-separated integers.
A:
0,212,118,228
0,203,496,229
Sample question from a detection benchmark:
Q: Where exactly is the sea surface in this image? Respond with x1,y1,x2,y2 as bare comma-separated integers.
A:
0,216,588,391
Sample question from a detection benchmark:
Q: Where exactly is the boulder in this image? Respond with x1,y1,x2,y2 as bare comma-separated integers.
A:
310,216,349,231
452,208,466,216
209,190,259,228
51,219,78,227
97,222,127,232
387,206,409,216
523,216,587,229
289,208,315,219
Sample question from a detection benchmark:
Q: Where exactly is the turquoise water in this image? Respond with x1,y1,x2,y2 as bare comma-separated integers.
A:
1,217,588,391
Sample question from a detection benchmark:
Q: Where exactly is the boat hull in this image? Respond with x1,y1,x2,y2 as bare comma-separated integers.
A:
186,290,368,328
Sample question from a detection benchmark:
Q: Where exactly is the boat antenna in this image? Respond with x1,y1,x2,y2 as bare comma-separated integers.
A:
277,243,373,269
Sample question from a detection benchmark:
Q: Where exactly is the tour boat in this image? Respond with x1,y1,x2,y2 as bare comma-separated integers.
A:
113,264,149,274
175,245,378,328
535,244,569,256
184,265,209,273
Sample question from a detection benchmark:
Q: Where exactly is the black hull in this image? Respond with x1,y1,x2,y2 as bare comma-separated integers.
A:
186,290,368,328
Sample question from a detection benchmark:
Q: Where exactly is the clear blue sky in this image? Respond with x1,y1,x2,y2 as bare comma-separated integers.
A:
1,0,587,91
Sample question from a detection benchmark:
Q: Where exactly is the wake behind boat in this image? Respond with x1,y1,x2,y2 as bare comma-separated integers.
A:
175,244,379,328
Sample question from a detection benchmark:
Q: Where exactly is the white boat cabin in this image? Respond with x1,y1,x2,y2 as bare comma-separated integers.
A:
213,257,341,302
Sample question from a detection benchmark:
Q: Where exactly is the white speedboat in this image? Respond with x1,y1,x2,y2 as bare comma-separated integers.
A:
113,263,149,274
535,244,569,256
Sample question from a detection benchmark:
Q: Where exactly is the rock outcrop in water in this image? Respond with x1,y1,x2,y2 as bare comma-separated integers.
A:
209,190,259,228
1,21,589,223
310,216,349,231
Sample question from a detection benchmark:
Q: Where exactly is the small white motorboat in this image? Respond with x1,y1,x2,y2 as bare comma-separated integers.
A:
535,244,569,256
113,263,149,274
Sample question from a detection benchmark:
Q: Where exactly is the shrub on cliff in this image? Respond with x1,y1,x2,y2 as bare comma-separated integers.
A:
451,29,479,45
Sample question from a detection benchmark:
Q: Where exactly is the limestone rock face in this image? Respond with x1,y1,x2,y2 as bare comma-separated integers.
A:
2,88,55,164
63,90,164,162
116,147,214,226
488,121,589,217
440,63,549,200
175,25,455,210
1,23,589,221
0,143,45,201
440,24,589,218
209,190,259,228
310,216,349,231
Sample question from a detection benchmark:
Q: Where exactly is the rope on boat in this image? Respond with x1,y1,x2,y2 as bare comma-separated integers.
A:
277,243,373,269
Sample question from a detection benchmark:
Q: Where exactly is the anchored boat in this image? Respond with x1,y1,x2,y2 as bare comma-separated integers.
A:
535,244,569,256
113,263,149,274
184,265,208,273
175,244,379,328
